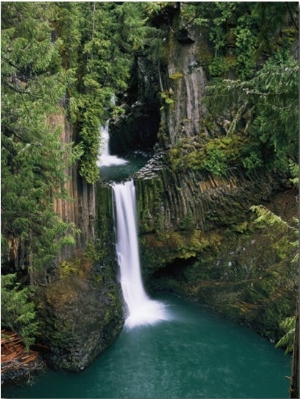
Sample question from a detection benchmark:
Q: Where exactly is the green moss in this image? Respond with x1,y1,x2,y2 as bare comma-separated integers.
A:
169,72,183,80
167,133,264,176
58,252,93,280
160,90,175,108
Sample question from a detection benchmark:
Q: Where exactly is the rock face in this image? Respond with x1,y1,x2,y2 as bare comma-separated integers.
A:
109,55,161,156
34,119,125,371
51,114,96,258
36,256,124,371
134,157,279,234
159,25,208,146
132,155,297,341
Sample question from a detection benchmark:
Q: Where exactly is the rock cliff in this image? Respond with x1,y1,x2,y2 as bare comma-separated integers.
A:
34,116,124,371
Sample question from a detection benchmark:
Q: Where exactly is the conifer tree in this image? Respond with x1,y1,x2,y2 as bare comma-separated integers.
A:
1,2,79,277
1,274,39,350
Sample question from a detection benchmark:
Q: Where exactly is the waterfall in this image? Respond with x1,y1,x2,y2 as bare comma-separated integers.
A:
113,180,169,328
97,124,128,167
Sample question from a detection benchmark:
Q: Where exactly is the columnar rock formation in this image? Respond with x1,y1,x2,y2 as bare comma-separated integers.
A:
34,116,124,371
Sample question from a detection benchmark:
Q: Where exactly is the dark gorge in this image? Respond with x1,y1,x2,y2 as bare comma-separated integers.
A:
1,2,298,397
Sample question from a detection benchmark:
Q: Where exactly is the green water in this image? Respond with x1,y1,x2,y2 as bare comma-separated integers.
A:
3,294,291,399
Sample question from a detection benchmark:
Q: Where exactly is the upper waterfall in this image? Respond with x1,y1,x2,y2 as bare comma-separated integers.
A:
112,180,169,328
97,124,128,167
97,124,150,182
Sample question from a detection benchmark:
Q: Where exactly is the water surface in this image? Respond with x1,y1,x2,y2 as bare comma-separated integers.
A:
3,294,291,399
99,153,150,182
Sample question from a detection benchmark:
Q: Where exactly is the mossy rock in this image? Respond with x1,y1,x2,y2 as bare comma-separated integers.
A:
35,252,124,371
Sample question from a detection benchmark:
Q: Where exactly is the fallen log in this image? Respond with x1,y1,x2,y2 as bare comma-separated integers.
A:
1,329,45,383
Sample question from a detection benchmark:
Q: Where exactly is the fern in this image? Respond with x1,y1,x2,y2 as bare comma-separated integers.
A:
250,204,299,266
275,316,296,353
250,205,295,230
288,160,299,188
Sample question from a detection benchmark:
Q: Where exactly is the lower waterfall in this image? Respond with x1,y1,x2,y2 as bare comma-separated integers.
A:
112,180,169,328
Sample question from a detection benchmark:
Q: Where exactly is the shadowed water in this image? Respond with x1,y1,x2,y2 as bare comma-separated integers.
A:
2,294,291,398
97,125,150,182
97,125,128,168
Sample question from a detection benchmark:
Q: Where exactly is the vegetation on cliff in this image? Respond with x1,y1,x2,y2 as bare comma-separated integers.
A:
1,2,156,350
166,2,298,177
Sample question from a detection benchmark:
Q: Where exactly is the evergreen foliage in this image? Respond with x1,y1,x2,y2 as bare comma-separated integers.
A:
1,274,39,350
1,2,161,277
59,2,160,183
166,3,298,177
250,204,298,256
204,51,298,173
1,2,80,277
181,2,298,79
250,204,298,352
275,316,296,353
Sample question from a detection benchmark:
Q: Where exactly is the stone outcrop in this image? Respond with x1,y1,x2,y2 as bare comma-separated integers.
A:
50,113,96,259
159,25,208,146
36,256,124,371
134,156,279,234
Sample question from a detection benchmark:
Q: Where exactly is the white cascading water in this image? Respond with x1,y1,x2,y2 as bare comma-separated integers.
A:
97,124,128,167
113,180,169,328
